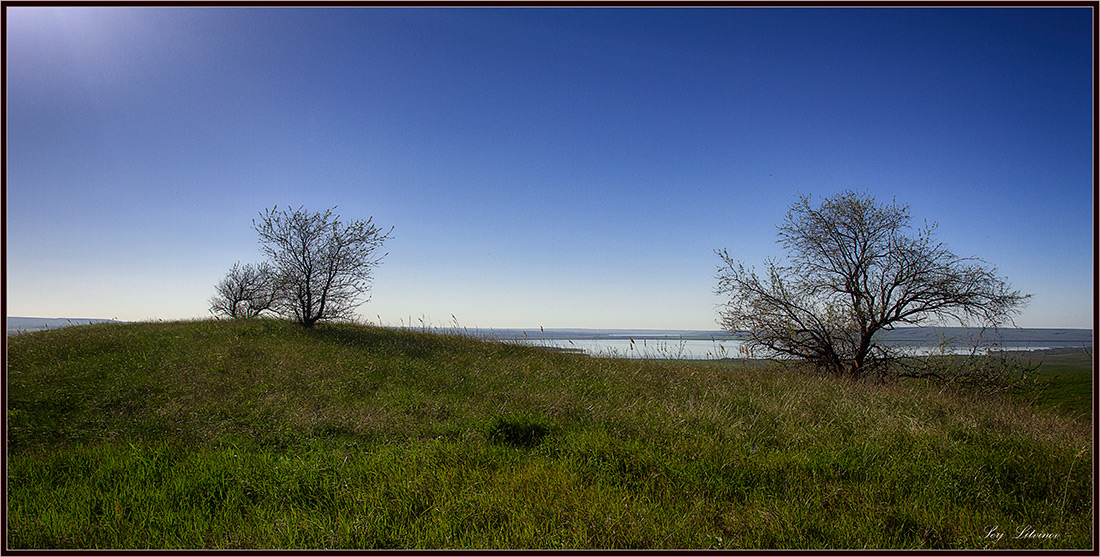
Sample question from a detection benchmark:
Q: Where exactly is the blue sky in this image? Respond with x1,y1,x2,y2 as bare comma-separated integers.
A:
5,6,1094,329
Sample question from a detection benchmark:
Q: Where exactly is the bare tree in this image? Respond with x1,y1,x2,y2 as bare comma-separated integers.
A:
253,206,392,328
715,190,1029,381
209,261,279,318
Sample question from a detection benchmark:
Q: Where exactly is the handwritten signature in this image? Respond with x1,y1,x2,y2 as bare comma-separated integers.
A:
984,524,1059,544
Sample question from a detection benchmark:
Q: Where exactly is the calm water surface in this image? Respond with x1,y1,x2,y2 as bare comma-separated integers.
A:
511,338,1077,359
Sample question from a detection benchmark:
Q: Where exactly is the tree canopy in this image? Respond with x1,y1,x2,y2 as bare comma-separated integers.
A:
210,206,392,328
209,261,278,319
254,206,393,328
715,190,1029,380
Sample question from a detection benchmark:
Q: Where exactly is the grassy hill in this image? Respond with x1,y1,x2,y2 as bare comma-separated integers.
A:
6,319,1093,549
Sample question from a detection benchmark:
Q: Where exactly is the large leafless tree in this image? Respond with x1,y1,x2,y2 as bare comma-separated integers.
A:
715,191,1029,380
253,206,392,328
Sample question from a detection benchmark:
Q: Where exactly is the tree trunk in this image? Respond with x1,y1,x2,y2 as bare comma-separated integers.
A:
850,332,874,380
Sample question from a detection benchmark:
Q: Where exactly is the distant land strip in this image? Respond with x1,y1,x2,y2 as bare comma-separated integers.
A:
6,317,1092,346
446,327,1092,345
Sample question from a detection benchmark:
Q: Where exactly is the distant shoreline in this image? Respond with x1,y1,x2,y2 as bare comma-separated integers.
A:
6,317,1093,347
453,327,1093,346
6,317,124,335
990,346,1093,357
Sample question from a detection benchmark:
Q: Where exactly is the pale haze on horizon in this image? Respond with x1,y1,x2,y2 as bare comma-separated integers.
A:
5,7,1095,330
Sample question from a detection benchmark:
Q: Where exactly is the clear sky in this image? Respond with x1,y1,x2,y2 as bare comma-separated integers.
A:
5,6,1094,329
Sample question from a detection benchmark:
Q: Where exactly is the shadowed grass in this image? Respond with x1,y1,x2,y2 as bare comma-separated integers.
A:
6,319,1092,549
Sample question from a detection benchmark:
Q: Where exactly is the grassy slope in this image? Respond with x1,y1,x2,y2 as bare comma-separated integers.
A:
6,319,1093,549
1005,349,1093,422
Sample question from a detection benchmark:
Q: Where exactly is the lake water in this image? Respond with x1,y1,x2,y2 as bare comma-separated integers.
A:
442,326,1092,360
509,337,1087,360
513,337,747,359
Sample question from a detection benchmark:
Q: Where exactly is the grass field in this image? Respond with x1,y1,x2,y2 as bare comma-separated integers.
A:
5,319,1093,549
1001,348,1093,422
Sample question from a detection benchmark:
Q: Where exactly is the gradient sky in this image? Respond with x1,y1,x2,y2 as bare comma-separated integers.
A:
5,6,1094,329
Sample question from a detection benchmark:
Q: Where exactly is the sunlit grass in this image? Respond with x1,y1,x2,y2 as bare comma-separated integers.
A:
6,319,1092,549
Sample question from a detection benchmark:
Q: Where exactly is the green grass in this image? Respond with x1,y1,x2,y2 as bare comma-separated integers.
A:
1004,349,1093,422
6,319,1093,549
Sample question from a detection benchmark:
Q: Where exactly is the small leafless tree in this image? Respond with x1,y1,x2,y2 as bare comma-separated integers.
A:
715,190,1030,381
253,205,392,328
209,261,279,318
